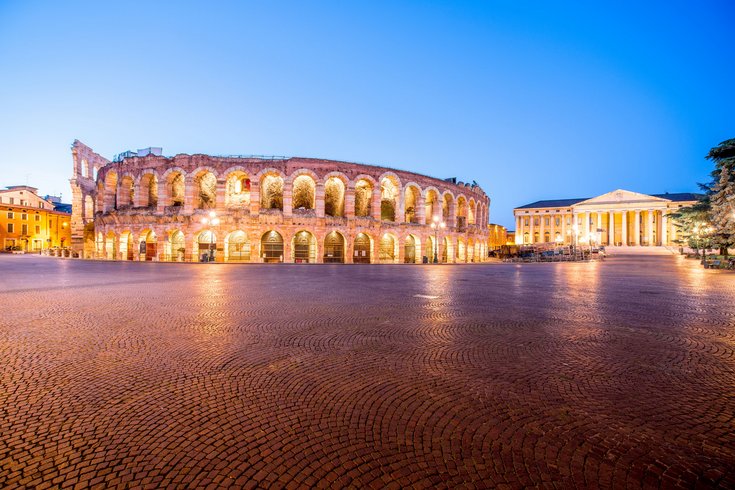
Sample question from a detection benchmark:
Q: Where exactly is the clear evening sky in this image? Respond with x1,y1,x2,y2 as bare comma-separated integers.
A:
1,1,732,228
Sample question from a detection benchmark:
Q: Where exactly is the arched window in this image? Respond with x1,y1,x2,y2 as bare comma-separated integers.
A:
292,175,316,210
260,175,284,210
324,177,345,217
354,179,373,217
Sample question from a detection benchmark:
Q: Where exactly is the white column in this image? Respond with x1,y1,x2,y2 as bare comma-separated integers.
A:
634,210,641,245
539,214,545,242
561,213,567,244
608,211,615,245
529,215,535,243
662,212,668,246
621,211,628,246
647,210,654,246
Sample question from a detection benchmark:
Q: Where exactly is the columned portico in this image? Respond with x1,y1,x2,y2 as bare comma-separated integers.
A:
514,189,699,247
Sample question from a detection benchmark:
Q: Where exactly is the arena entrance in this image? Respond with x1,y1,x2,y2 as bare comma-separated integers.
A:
225,231,249,262
261,231,284,263
379,234,396,263
197,230,217,262
142,230,157,261
404,235,418,263
293,231,317,263
353,233,371,263
323,231,345,263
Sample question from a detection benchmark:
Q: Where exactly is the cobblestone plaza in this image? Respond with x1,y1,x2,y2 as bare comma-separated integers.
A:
1,253,734,488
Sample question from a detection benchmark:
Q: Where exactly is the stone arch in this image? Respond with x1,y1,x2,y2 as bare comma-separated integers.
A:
169,229,186,261
161,168,186,207
323,230,345,263
404,234,420,263
118,174,134,208
403,184,421,223
443,236,452,263
292,230,318,263
120,230,134,261
424,235,435,263
225,167,251,207
378,232,398,263
292,174,316,211
194,229,217,261
84,194,95,221
139,173,158,207
324,174,347,217
193,169,217,210
104,230,117,260
457,237,467,263
442,191,454,221
104,171,118,211
261,230,284,263
468,238,475,262
353,232,373,263
456,195,468,229
140,229,157,261
424,187,440,222
379,174,400,222
353,177,375,217
225,230,250,262
259,171,285,210
468,198,476,225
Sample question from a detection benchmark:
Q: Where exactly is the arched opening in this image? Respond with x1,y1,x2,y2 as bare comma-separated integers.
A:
170,230,185,261
544,231,550,243
105,231,116,260
555,232,562,243
119,176,134,208
84,195,94,221
379,233,396,263
380,177,398,222
226,171,250,207
425,189,439,223
261,230,284,263
456,196,468,230
121,231,134,260
324,177,345,217
104,171,118,211
424,236,435,263
140,173,158,208
195,230,217,262
353,233,371,263
457,238,466,263
323,231,345,263
260,175,284,210
292,230,317,263
195,171,217,209
404,186,420,223
354,179,373,217
404,235,418,263
225,230,249,262
468,238,475,263
442,193,452,221
533,232,539,243
292,175,316,211
167,172,185,207
524,232,530,244
142,230,157,261
442,237,450,263
468,199,476,225
475,241,482,262
81,159,88,178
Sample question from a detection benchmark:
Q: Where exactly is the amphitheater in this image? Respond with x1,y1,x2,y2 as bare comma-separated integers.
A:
69,141,490,263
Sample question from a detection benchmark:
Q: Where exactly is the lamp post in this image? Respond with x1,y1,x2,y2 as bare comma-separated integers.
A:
430,215,446,263
200,211,220,262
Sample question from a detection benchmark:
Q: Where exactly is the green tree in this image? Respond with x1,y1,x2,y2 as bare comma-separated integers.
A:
708,138,735,256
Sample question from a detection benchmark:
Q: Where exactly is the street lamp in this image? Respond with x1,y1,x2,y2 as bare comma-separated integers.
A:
430,215,446,263
200,211,220,262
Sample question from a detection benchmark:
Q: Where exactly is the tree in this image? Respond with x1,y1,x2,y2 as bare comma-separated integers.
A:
708,138,735,256
669,187,712,254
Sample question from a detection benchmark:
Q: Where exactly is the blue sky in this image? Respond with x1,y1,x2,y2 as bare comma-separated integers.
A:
0,1,732,227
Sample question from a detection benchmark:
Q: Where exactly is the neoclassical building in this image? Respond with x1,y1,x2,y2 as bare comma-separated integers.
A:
69,141,490,263
514,189,699,247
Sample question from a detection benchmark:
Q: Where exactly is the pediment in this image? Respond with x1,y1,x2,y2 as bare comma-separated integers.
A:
573,189,668,207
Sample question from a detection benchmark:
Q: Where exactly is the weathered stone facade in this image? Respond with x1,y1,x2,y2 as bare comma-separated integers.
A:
70,141,491,263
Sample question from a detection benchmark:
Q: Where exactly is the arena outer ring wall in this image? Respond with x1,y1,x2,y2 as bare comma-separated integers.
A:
71,147,490,264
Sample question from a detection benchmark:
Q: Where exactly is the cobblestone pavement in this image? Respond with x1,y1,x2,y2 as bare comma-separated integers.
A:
1,254,734,489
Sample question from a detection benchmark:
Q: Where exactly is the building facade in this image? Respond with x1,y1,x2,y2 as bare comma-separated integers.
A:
70,141,491,263
0,186,72,251
514,189,699,247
